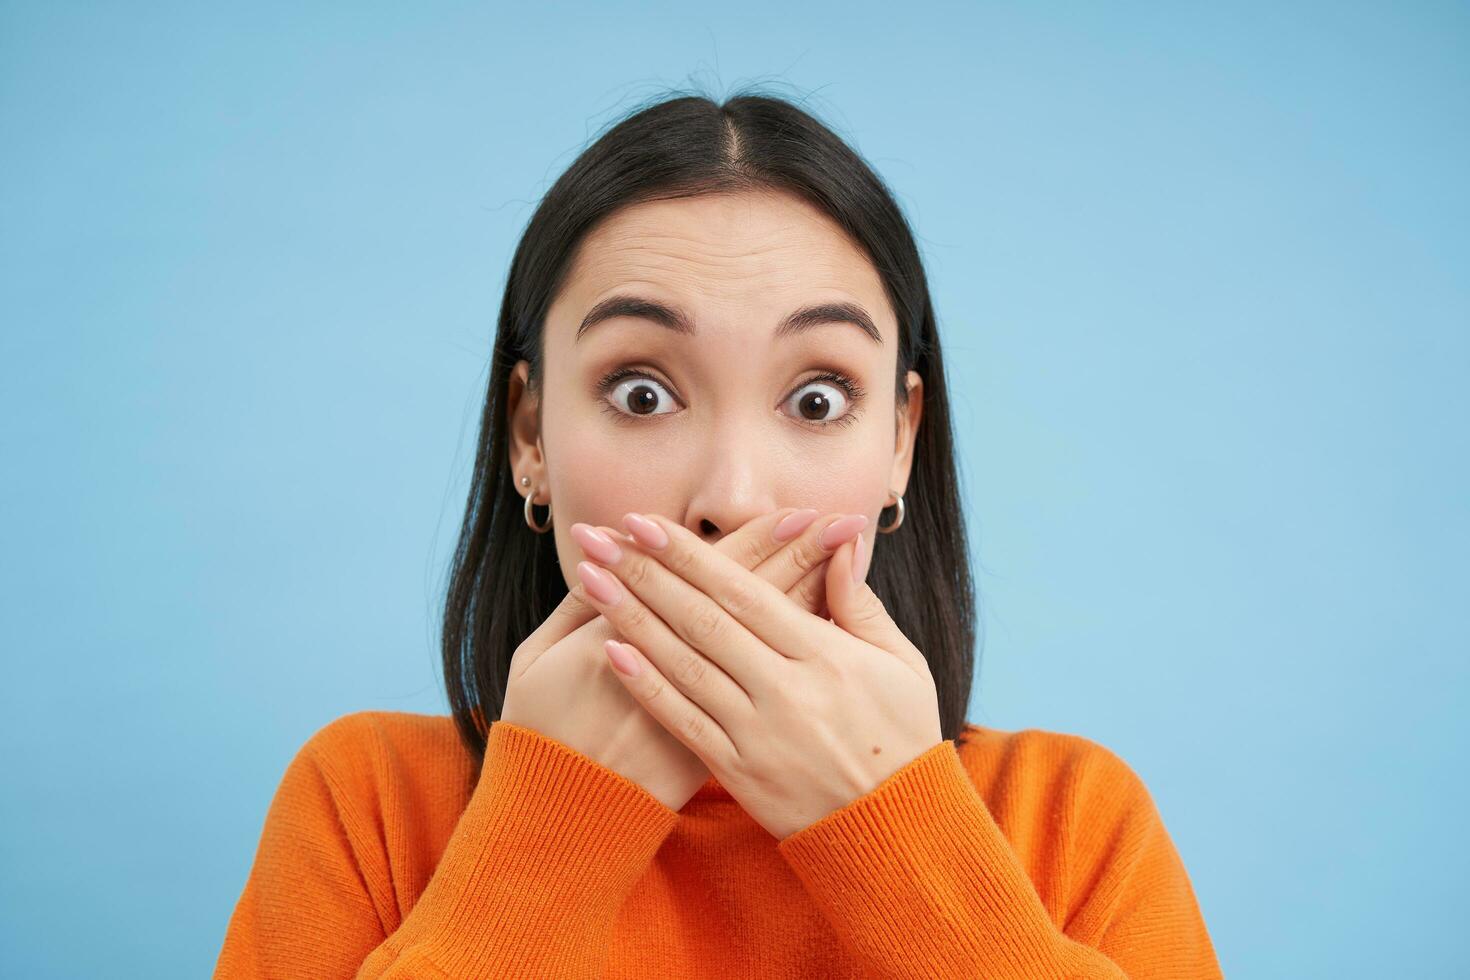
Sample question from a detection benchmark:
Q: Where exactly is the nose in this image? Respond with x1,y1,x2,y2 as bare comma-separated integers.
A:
689,496,778,544
682,429,779,543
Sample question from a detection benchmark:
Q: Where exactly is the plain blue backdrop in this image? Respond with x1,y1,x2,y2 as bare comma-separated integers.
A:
2,2,1465,976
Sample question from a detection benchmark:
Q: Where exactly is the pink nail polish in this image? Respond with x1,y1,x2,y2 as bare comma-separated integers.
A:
851,532,869,584
605,639,642,677
773,509,820,542
570,522,622,564
577,561,622,605
818,514,868,550
623,512,669,549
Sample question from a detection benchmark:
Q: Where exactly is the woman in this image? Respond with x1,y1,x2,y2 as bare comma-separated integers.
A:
214,91,1223,978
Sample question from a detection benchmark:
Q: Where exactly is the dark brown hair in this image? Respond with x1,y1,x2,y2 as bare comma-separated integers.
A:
442,86,978,766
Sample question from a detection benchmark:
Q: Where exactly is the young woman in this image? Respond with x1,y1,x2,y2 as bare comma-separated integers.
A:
214,91,1223,978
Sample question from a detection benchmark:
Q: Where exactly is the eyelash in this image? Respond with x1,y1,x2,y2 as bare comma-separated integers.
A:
594,366,867,430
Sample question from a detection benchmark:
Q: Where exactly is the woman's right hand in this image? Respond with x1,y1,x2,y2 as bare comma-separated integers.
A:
498,508,860,812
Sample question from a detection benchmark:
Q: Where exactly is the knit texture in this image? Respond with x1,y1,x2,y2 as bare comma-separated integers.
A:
213,712,1222,978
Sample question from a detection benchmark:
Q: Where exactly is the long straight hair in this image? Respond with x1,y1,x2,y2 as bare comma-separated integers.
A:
443,88,978,767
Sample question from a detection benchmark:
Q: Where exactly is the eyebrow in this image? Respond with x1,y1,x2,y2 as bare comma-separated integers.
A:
575,293,884,346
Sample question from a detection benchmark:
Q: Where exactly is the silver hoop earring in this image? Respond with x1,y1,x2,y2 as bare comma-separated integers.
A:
521,475,552,533
877,489,904,534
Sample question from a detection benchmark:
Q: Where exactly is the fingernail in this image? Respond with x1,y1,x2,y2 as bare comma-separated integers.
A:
570,522,622,564
623,512,668,549
577,561,622,605
818,514,868,550
605,639,642,677
851,532,869,584
773,508,820,542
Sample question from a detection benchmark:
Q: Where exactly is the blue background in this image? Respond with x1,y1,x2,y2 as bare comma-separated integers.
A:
2,2,1465,976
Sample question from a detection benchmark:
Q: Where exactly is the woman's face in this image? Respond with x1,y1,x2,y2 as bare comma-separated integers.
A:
507,189,923,591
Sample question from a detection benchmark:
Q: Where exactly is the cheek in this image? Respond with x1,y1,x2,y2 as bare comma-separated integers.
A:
781,448,892,526
546,411,643,581
542,411,686,587
544,409,679,515
745,414,893,528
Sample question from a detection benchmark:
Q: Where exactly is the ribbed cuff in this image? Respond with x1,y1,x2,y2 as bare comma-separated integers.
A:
409,721,681,978
776,740,1068,977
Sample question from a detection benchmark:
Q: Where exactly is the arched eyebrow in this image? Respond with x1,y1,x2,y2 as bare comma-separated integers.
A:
575,294,883,346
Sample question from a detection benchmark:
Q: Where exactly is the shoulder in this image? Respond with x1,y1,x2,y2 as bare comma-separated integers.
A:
296,709,467,769
284,710,476,823
954,721,1159,824
248,712,476,929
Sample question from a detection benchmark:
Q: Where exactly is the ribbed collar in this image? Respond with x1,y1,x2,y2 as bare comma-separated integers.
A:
687,772,734,803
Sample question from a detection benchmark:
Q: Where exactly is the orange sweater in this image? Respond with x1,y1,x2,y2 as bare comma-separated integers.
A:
213,712,1222,978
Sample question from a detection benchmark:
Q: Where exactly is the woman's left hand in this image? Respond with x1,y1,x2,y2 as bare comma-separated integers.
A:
575,510,944,841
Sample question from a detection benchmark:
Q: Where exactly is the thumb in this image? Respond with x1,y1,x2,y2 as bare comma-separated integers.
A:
826,531,898,648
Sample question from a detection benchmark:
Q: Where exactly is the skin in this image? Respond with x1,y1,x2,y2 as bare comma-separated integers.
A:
579,510,944,840
502,189,943,837
505,188,923,583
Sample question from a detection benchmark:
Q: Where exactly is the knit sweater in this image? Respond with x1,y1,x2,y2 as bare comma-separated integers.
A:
213,712,1222,978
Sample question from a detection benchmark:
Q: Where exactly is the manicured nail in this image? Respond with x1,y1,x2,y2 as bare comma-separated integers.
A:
570,522,622,564
577,561,622,605
773,508,820,542
818,514,868,550
623,512,668,549
605,639,642,677
852,532,869,584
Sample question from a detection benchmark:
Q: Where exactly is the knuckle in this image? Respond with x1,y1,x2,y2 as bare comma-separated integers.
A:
622,600,651,633
679,711,708,747
667,541,698,579
620,557,651,591
724,579,759,618
682,604,724,647
790,539,826,575
672,649,707,689
730,534,767,571
791,575,823,613
853,592,890,627
565,584,595,615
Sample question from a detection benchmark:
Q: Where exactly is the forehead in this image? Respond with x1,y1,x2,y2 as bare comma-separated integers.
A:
553,190,897,344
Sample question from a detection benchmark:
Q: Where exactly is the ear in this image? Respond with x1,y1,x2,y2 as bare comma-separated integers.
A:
889,370,923,496
506,359,546,492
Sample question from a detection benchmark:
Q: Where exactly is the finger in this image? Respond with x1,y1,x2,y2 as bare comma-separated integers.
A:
712,507,819,578
790,560,831,618
826,532,929,673
607,518,830,616
585,523,780,690
718,509,835,616
595,522,834,677
571,526,756,730
511,577,601,675
602,638,737,771
619,511,859,661
749,511,865,600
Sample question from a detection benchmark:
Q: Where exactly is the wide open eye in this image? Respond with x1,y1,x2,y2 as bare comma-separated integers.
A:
782,376,854,425
601,371,679,419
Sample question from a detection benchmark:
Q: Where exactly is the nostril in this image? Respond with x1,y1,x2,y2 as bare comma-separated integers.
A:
699,518,718,536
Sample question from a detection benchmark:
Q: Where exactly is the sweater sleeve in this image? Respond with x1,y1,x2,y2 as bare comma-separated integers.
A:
213,718,681,980
774,737,1223,979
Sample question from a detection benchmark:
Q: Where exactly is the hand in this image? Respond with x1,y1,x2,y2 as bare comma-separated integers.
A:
576,511,944,841
499,507,845,812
